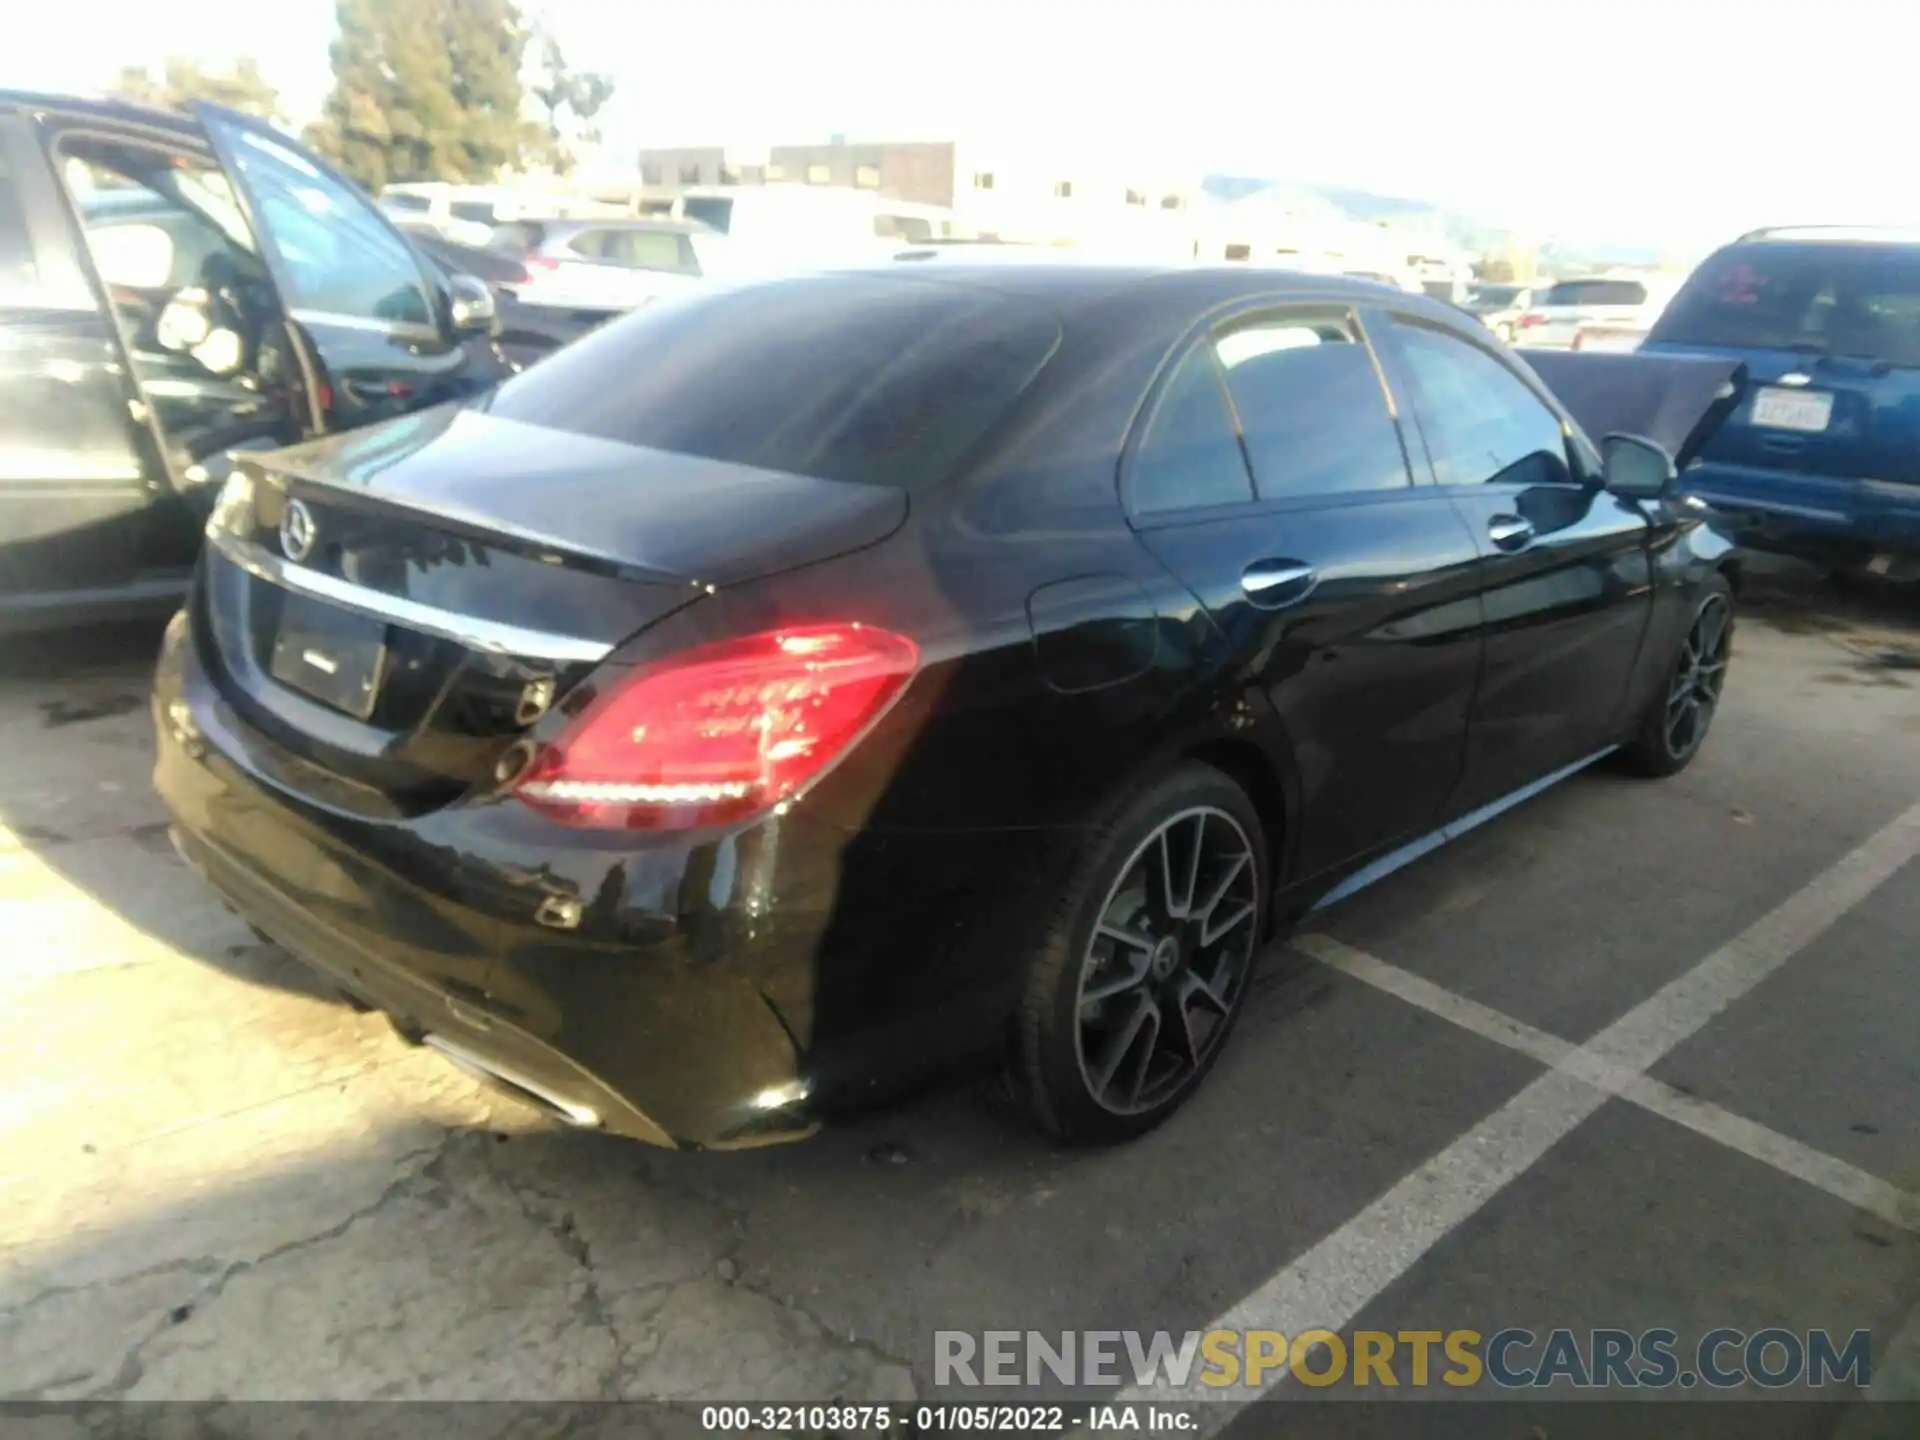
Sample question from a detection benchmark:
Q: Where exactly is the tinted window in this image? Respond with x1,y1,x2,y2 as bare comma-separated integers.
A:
222,128,432,327
1216,316,1410,498
484,274,1060,489
567,229,613,260
1392,322,1572,487
605,228,695,272
1541,279,1646,307
680,196,734,234
381,193,430,214
449,200,496,224
0,149,40,300
1130,349,1253,515
1650,242,1920,366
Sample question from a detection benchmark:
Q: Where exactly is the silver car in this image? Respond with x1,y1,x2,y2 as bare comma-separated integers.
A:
486,217,722,314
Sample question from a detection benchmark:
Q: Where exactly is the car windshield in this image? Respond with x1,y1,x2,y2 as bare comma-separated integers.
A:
480,273,1061,489
1649,243,1920,366
1540,279,1647,307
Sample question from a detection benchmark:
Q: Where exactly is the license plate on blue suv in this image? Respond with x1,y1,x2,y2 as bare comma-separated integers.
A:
1752,387,1834,432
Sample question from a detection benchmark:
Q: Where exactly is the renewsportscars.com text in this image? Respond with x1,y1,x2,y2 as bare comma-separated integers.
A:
934,1327,1872,1390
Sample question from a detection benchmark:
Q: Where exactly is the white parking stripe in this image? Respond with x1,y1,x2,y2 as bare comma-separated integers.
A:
1300,935,1917,1233
1120,797,1920,1415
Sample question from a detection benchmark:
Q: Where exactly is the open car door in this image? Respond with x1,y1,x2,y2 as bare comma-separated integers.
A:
188,102,504,436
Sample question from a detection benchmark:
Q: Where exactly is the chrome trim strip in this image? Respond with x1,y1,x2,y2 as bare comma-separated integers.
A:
288,307,442,342
1311,746,1618,912
206,528,614,663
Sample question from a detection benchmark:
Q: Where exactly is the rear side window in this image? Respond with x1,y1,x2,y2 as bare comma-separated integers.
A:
381,193,430,214
487,220,545,254
680,195,734,234
484,274,1060,489
1392,321,1572,487
604,228,696,273
0,148,37,301
1541,279,1647,307
1215,314,1411,498
1650,242,1920,366
1129,349,1254,515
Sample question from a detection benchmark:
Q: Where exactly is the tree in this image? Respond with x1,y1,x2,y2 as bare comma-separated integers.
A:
114,57,282,122
307,0,538,191
529,33,615,174
1472,257,1516,283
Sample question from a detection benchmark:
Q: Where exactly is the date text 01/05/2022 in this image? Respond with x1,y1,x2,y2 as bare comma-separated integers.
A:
698,1405,1192,1432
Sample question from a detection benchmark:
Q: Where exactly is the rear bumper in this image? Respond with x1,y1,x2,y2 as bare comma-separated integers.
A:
1679,462,1920,559
153,612,1068,1149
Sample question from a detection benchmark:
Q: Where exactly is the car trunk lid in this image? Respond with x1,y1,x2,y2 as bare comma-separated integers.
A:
197,405,907,813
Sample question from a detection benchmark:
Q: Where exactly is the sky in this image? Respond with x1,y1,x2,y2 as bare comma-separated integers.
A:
7,0,1915,251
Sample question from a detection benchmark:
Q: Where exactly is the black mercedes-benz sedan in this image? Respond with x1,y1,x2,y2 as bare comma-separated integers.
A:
154,264,1742,1149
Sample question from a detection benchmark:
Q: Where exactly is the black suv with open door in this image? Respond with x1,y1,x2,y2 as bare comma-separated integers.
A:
0,93,512,633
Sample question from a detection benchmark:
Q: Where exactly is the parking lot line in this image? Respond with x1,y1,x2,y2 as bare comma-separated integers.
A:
1119,796,1920,1415
1297,934,1917,1233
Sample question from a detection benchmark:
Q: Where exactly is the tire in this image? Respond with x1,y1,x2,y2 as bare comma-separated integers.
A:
1619,574,1734,778
1016,763,1268,1144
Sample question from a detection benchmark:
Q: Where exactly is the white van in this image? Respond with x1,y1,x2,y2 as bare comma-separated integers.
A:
670,186,961,275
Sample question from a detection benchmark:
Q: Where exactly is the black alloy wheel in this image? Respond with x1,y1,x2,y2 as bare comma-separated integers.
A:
1019,764,1267,1142
1623,574,1734,777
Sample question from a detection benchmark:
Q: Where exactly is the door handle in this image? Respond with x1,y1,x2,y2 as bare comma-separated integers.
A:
1240,559,1318,607
1488,515,1535,551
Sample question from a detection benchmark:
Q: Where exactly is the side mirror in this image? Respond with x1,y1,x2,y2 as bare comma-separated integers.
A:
446,273,497,336
1601,432,1677,500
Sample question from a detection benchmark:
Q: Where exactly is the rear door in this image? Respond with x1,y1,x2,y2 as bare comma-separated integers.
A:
189,103,496,432
1376,314,1653,814
1125,303,1487,884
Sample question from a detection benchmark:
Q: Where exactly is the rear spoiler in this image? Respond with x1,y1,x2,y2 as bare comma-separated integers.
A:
1519,351,1748,469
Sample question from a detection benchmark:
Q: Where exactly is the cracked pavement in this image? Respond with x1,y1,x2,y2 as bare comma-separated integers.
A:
1,564,1916,1415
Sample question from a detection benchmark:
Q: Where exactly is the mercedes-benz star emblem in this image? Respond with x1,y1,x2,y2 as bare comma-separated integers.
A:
279,499,317,563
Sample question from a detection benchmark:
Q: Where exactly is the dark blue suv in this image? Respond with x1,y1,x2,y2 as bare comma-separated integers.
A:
1642,227,1920,579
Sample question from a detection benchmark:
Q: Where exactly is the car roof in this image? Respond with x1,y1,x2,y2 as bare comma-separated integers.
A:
0,89,202,140
821,260,1476,325
1734,225,1920,247
528,216,710,234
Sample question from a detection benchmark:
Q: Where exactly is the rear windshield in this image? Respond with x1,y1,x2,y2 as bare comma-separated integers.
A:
1541,279,1646,307
679,195,734,234
1649,242,1920,366
481,274,1062,489
381,193,430,214
1473,284,1525,306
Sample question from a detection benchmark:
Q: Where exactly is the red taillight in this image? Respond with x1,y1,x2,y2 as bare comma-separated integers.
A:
524,255,561,273
1519,312,1546,328
515,624,920,829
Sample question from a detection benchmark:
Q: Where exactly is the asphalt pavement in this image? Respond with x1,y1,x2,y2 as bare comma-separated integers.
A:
1,561,1914,1434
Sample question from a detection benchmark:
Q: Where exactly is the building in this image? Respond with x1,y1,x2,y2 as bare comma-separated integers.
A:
633,137,1201,255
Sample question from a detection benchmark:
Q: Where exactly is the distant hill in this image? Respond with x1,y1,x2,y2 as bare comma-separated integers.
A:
1200,174,1675,273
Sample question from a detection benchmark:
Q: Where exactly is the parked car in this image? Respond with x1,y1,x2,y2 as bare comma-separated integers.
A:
1641,226,1920,577
670,185,961,274
0,92,514,632
376,183,627,247
397,226,611,370
1516,274,1677,349
480,216,720,313
1466,282,1536,342
155,264,1743,1150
